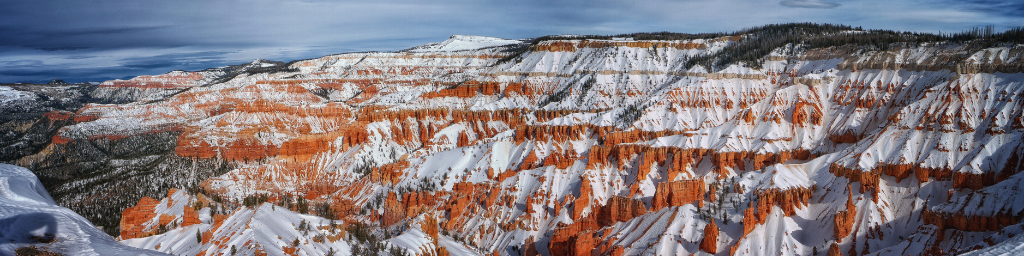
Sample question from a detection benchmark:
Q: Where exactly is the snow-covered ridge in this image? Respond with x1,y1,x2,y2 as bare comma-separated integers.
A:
0,85,36,104
14,31,1024,256
405,35,524,52
0,164,168,256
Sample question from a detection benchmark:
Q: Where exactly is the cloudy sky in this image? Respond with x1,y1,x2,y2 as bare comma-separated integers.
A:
1,0,1021,83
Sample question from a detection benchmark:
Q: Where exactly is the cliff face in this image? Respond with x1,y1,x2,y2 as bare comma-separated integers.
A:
5,27,1024,256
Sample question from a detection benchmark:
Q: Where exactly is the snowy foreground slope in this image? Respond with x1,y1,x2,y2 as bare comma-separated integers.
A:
6,24,1024,256
0,164,167,256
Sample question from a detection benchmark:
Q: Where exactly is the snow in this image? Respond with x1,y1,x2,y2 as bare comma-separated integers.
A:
0,85,35,104
406,35,523,52
122,203,351,256
962,234,1024,256
0,164,168,256
931,170,1024,217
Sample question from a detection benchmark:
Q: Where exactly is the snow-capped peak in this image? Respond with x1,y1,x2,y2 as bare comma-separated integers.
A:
405,35,524,52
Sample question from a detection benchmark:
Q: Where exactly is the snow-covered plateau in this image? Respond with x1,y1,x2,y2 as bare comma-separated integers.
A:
3,24,1024,256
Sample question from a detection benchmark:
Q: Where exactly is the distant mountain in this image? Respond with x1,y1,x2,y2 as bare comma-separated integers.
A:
404,35,525,52
3,23,1024,256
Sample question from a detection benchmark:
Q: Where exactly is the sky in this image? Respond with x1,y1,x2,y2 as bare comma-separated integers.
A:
1,0,1021,83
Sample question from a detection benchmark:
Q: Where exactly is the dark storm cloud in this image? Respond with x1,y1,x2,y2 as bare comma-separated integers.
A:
120,51,237,70
0,0,1021,83
955,0,1024,19
38,47,91,52
780,0,840,9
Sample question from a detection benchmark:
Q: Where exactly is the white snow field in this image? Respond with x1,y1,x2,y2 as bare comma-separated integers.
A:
0,164,168,256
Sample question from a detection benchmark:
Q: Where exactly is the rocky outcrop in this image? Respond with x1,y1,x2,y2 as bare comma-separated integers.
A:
741,202,763,238
652,179,705,211
372,161,408,185
513,124,594,144
549,220,599,256
120,196,160,239
834,187,856,243
922,210,1019,234
381,191,405,226
752,187,812,217
596,196,648,226
402,191,440,217
827,243,843,256
573,179,593,219
699,221,719,253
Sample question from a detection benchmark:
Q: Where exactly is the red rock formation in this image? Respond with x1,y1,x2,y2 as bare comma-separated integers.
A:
372,161,408,185
549,222,598,256
328,197,358,221
534,41,579,52
542,150,578,169
596,196,647,226
834,187,856,243
699,221,719,253
182,205,201,227
636,147,670,179
43,111,74,121
827,243,843,256
120,196,160,239
752,150,813,170
652,179,705,211
742,202,758,237
175,138,217,159
792,100,823,126
830,162,998,200
752,187,813,217
220,138,280,162
51,134,74,144
422,215,440,243
443,182,499,230
421,85,481,99
523,236,539,256
711,151,748,171
513,124,591,144
203,213,228,244
603,130,686,146
828,131,863,144
574,179,593,219
922,209,1021,234
501,82,535,97
381,192,405,227
402,191,439,217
